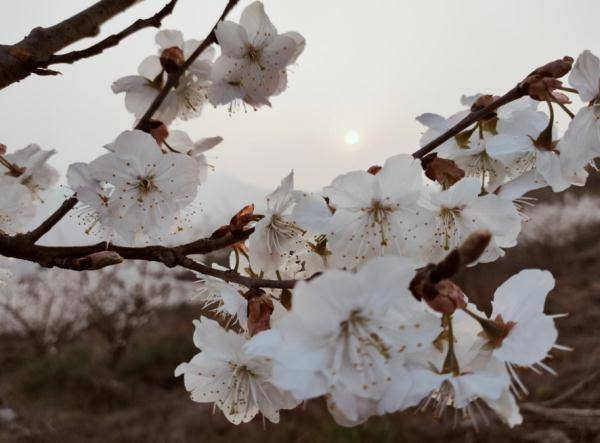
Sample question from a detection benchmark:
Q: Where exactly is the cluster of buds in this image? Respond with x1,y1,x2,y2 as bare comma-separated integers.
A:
520,56,574,103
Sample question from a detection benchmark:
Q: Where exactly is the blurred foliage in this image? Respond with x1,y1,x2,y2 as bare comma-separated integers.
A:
118,334,196,388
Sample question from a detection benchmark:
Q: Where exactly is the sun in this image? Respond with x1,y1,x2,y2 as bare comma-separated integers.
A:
344,130,360,145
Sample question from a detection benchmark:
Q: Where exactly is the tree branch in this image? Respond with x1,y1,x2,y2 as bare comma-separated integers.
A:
135,0,241,130
0,0,139,89
178,256,297,289
25,196,78,243
37,0,179,67
411,86,525,159
0,223,252,269
411,56,574,159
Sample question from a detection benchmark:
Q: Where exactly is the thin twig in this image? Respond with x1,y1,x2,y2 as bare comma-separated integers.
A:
539,370,600,407
38,0,179,67
178,256,297,289
135,0,241,129
25,196,78,243
411,86,525,159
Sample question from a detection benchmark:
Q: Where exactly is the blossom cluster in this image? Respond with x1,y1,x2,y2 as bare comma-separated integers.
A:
0,0,599,430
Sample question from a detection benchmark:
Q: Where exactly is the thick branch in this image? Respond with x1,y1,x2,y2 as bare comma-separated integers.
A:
135,0,241,129
0,227,253,270
0,0,138,89
37,0,178,67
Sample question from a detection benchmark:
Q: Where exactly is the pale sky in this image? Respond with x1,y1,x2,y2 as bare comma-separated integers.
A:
1,0,600,191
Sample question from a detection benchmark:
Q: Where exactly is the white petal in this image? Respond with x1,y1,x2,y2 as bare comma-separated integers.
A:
155,29,184,50
239,1,277,48
215,21,248,58
569,50,600,103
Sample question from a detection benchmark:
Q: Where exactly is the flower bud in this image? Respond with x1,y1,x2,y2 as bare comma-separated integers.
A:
146,120,169,146
160,46,185,73
71,251,123,270
529,56,574,79
520,75,564,101
425,280,467,315
367,165,382,175
245,288,274,336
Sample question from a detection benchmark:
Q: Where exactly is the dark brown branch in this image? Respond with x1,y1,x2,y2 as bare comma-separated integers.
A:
0,225,253,269
135,0,241,130
25,196,78,243
37,0,178,67
0,0,139,89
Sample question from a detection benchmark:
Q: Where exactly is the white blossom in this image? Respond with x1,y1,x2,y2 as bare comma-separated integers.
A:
194,270,248,329
485,269,564,394
209,1,305,108
558,50,600,176
417,96,538,191
417,177,522,264
247,256,441,426
487,109,573,192
312,154,425,270
88,130,200,243
112,30,214,124
248,171,306,275
0,144,59,199
404,308,515,427
0,183,35,234
67,162,113,237
175,316,298,424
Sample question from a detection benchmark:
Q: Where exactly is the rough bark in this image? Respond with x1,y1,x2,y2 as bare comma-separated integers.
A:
0,0,138,89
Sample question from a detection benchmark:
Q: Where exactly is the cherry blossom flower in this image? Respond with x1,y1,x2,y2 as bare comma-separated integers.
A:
417,96,538,191
88,130,200,243
209,1,305,108
175,316,298,424
248,256,441,426
559,50,600,176
480,269,566,395
404,308,516,427
486,109,574,192
0,183,35,234
417,177,522,264
248,171,306,275
0,144,59,199
308,154,425,270
67,162,113,237
112,30,214,124
194,271,248,329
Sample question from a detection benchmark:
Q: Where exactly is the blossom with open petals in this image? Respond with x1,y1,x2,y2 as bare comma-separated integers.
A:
248,171,306,275
209,1,305,108
112,30,214,124
308,154,425,270
417,177,522,264
88,130,200,243
175,316,298,424
248,256,441,426
0,144,58,199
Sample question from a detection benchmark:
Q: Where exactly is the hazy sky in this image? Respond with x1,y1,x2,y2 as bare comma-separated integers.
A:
1,0,600,191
